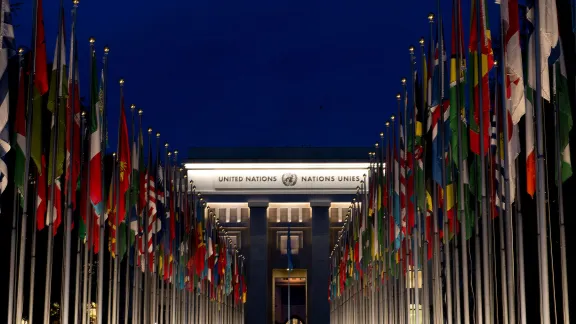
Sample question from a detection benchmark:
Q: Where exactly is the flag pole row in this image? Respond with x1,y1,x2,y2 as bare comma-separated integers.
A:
2,0,248,323
328,0,574,323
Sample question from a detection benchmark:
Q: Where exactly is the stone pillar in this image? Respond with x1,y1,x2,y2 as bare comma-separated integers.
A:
246,201,269,324
310,200,331,324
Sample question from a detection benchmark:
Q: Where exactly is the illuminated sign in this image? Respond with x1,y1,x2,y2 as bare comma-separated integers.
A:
185,163,372,195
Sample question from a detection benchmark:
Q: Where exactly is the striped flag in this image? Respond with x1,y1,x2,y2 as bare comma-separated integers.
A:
89,54,103,215
0,0,15,195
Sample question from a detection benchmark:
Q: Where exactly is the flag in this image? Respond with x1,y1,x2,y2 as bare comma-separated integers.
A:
13,62,25,205
30,0,48,174
534,0,558,102
65,33,81,211
469,0,494,156
525,0,537,197
117,99,131,222
501,0,525,124
0,0,15,194
287,224,293,271
46,12,66,230
89,54,103,215
551,41,572,182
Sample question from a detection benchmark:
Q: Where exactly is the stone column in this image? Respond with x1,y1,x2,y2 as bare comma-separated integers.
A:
310,200,331,324
246,201,269,323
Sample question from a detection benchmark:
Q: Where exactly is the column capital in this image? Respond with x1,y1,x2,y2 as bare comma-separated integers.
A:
248,201,269,208
310,200,331,208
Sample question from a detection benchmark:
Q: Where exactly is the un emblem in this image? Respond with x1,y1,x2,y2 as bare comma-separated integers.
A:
281,173,298,187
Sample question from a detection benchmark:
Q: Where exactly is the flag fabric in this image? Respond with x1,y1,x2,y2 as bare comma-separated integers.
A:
46,13,67,231
0,0,15,194
287,224,293,271
551,41,573,182
89,57,103,215
65,35,81,211
117,98,131,223
30,0,48,174
501,0,525,124
525,0,537,197
535,0,558,102
13,63,25,205
469,0,494,156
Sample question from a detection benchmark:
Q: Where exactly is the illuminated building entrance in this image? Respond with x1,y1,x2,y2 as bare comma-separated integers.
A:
186,147,371,323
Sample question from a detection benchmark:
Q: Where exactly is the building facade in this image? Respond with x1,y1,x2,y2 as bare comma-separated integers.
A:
185,147,371,324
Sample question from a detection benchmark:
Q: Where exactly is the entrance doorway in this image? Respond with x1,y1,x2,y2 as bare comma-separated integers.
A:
272,269,307,324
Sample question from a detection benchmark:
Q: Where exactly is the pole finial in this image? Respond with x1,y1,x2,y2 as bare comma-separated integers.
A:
89,37,95,44
409,45,415,54
130,104,136,111
391,114,396,121
419,37,425,45
148,127,152,134
138,109,143,116
396,93,401,100
380,132,384,138
386,121,390,127
119,78,125,85
428,13,434,22
401,77,407,85
156,132,160,138
104,46,110,54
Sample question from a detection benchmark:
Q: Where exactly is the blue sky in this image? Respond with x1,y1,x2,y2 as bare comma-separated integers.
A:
10,0,502,153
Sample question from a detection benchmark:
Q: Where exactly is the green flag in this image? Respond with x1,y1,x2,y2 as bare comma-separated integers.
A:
553,41,572,182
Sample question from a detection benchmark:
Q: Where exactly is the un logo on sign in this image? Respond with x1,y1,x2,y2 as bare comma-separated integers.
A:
282,173,298,187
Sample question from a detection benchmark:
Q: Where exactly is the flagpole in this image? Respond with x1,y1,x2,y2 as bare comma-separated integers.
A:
82,37,96,324
96,45,109,324
111,79,125,324
28,172,38,324
532,0,551,321
61,2,80,322
108,154,116,324
552,62,570,324
514,160,527,324
130,105,139,324
144,126,153,324
498,19,517,320
473,0,491,322
151,131,161,324
7,49,24,324
75,110,88,324
381,128,389,324
126,104,137,324
15,0,41,319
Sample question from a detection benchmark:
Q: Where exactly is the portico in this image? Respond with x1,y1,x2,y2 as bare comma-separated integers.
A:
186,147,370,324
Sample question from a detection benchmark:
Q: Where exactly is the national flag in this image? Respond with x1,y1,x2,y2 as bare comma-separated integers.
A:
30,0,48,176
89,51,103,215
525,0,537,197
469,0,494,156
13,59,25,205
46,12,66,231
65,30,81,211
287,223,294,271
501,0,525,124
551,40,572,182
0,0,15,194
117,98,131,222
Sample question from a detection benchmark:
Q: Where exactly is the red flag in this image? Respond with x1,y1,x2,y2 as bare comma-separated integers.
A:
117,99,131,223
34,0,48,95
36,156,47,231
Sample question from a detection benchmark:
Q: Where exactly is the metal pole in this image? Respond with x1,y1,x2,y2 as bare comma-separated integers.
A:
15,0,40,320
533,0,551,321
82,37,96,324
453,0,470,321
474,0,491,321
62,4,79,322
515,159,527,324
498,9,517,322
28,176,38,324
552,62,570,324
96,45,109,324
75,111,88,324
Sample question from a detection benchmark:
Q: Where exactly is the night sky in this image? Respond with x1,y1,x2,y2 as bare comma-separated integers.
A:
10,0,491,151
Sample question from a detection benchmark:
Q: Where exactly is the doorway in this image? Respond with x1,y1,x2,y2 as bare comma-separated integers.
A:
272,269,307,324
